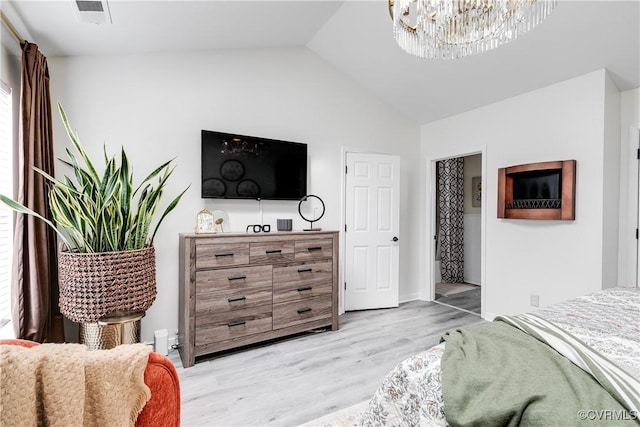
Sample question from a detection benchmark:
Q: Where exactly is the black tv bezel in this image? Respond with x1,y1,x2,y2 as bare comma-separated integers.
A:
201,130,308,201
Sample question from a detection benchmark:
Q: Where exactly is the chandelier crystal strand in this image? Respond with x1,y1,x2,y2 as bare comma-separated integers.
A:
391,0,557,59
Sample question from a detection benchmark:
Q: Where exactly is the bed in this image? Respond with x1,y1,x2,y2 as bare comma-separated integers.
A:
359,287,640,426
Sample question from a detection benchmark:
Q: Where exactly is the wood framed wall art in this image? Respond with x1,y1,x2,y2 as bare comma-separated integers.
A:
497,160,576,220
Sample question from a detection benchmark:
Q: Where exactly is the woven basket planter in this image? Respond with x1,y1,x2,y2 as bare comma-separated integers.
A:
58,247,157,323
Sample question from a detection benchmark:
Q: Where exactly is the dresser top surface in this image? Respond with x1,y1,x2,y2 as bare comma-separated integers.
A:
180,230,338,239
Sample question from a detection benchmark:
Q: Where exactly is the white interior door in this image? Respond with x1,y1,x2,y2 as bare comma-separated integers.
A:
344,152,400,310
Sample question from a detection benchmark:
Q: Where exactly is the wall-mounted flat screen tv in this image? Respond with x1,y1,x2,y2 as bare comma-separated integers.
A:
201,130,307,200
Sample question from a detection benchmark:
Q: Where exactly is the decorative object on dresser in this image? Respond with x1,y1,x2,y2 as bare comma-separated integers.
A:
195,209,215,233
212,209,229,232
246,224,271,233
277,218,293,232
497,160,576,220
298,194,325,231
178,231,339,368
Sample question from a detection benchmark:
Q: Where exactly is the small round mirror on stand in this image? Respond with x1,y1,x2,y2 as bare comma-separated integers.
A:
298,195,325,231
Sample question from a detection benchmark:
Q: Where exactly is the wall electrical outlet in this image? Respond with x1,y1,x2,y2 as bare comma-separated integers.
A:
530,294,540,307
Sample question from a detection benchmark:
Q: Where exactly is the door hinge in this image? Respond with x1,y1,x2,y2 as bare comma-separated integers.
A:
344,282,347,290
345,224,347,232
636,228,638,240
637,148,639,160
345,165,348,174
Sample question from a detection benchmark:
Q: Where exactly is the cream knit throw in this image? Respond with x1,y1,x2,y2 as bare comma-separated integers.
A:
0,343,152,427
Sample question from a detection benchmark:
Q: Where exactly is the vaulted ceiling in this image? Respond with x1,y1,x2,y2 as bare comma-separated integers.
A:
5,0,639,124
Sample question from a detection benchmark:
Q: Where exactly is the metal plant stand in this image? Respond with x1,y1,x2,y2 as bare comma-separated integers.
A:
79,311,144,350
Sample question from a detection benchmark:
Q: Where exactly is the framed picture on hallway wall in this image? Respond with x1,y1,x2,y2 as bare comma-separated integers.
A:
472,176,481,207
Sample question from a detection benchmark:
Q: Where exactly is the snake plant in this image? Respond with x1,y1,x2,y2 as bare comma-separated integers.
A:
0,102,189,253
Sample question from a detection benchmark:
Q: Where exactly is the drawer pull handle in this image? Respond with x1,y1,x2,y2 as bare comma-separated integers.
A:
266,249,282,254
297,268,313,273
227,296,247,303
297,307,312,314
297,286,313,292
215,253,234,258
228,275,247,281
227,321,246,327
307,247,322,252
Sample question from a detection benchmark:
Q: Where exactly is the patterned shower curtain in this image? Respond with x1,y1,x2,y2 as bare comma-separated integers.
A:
438,158,465,283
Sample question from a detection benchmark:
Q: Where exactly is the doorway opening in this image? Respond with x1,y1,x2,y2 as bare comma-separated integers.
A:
433,153,482,315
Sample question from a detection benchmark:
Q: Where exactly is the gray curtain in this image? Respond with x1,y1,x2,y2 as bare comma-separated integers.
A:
438,158,464,283
12,42,63,342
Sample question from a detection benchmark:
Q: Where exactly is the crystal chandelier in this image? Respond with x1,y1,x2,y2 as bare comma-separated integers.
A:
389,0,557,59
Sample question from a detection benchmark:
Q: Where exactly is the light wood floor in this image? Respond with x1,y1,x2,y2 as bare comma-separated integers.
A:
436,287,481,314
169,300,484,426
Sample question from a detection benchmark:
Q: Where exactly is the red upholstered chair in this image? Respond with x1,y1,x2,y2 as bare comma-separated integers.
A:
0,339,180,427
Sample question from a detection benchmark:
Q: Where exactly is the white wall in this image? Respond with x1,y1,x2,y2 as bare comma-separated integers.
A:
421,70,615,317
463,154,482,285
47,47,420,342
617,88,640,287
602,73,621,288
463,214,481,285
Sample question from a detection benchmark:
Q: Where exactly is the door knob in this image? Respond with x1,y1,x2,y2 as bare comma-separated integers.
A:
391,236,399,242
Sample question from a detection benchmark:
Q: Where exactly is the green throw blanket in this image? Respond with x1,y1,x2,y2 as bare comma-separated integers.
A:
441,315,640,426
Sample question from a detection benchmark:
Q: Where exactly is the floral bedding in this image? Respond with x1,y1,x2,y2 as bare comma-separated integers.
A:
358,287,640,426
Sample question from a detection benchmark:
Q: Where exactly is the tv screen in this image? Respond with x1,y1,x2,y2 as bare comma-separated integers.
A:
201,130,307,200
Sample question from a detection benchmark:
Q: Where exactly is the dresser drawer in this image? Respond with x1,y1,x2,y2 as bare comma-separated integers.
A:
196,265,272,294
195,242,250,269
196,285,272,315
195,305,272,345
294,239,333,261
273,295,332,330
273,261,333,304
250,241,295,264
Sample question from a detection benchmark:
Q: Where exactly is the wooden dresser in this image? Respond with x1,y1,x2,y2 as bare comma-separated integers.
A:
178,231,339,368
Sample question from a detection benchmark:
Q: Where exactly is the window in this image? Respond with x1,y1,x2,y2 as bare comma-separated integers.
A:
0,80,13,330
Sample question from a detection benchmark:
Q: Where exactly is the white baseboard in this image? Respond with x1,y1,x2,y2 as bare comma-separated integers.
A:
483,311,498,321
399,292,421,304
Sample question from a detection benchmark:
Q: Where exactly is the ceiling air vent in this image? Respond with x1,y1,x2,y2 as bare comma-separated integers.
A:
76,1,103,12
74,0,112,24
